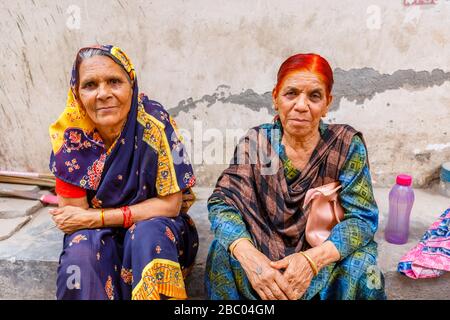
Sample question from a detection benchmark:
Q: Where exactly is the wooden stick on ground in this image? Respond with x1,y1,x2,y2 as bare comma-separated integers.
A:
0,171,55,188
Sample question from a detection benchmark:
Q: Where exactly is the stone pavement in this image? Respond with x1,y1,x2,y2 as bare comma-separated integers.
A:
0,184,448,300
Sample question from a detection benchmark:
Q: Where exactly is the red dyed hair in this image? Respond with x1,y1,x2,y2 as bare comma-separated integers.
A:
273,53,334,98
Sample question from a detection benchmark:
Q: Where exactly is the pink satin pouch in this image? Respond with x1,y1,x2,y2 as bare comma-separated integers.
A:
303,181,344,247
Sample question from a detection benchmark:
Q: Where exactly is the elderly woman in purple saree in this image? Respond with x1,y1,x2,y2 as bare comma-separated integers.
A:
48,45,198,300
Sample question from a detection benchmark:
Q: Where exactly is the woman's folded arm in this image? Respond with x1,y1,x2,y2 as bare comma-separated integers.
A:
208,197,253,252
53,178,183,232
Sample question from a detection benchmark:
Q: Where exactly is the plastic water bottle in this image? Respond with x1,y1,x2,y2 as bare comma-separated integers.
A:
384,174,415,244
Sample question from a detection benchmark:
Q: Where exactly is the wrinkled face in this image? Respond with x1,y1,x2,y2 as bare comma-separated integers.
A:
77,55,133,129
273,71,332,139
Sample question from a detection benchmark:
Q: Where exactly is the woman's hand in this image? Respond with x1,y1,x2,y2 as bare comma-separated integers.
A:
270,252,315,300
270,241,341,300
49,206,98,234
233,239,294,300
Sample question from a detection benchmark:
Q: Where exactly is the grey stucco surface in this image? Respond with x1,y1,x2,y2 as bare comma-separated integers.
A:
3,0,449,188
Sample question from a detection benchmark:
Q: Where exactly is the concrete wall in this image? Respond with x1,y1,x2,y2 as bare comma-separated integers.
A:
1,0,449,187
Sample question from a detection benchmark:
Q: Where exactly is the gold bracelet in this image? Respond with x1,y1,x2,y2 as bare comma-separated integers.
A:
299,251,318,276
229,238,252,259
100,208,105,227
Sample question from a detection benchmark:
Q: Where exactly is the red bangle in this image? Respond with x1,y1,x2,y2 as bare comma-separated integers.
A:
121,206,133,228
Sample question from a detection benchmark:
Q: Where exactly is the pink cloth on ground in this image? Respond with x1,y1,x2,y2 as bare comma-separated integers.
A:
397,208,450,279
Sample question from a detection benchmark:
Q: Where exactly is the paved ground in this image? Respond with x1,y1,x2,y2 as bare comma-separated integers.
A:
0,184,448,300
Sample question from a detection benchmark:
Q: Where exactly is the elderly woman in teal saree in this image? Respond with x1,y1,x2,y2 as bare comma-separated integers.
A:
205,53,386,300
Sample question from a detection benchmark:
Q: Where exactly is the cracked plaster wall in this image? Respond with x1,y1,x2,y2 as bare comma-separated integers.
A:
1,0,449,187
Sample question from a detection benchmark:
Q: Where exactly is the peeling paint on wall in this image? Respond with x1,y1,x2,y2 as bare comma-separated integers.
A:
331,68,450,110
171,68,450,115
414,143,450,154
171,85,274,116
1,1,449,188
425,143,450,151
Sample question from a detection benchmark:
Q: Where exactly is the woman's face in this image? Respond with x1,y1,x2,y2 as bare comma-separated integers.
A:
78,55,133,130
273,71,332,139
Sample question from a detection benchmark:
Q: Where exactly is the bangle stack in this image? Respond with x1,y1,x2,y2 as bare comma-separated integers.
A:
299,251,319,276
121,206,133,228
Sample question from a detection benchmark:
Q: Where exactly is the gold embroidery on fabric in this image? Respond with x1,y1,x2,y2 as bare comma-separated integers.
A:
132,258,187,300
91,196,102,209
105,275,114,300
69,234,87,246
137,101,180,196
138,102,164,149
65,158,80,173
49,89,95,154
121,267,133,285
110,46,135,78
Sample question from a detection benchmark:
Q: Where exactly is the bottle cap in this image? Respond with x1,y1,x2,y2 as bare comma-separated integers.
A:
441,162,450,183
396,174,412,186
